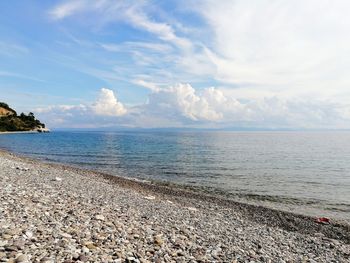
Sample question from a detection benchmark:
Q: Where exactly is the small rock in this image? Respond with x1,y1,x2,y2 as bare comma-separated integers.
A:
2,234,12,240
15,254,28,263
154,235,164,246
143,195,155,200
40,257,54,263
4,245,18,252
85,242,97,250
78,255,88,262
314,232,325,238
95,214,105,221
13,241,25,250
0,240,8,246
60,232,72,239
5,229,17,236
54,177,62,181
81,246,89,253
24,231,33,239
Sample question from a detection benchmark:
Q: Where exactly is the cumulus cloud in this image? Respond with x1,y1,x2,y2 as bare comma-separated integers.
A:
145,84,223,121
35,88,126,128
36,84,350,129
92,88,126,116
36,88,126,117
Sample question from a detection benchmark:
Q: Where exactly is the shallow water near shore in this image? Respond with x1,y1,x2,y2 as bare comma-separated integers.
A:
1,130,350,221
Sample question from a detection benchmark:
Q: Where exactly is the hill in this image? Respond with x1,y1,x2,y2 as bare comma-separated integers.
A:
0,102,47,132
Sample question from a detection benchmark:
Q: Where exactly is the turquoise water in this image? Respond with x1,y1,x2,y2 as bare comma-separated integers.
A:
1,131,350,221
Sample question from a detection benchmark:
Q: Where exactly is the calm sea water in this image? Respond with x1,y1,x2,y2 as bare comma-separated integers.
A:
1,131,350,221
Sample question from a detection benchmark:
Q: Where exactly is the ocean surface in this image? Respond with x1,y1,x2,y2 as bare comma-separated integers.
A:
1,131,350,221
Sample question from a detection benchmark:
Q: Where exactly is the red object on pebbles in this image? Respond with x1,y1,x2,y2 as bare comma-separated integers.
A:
315,217,330,224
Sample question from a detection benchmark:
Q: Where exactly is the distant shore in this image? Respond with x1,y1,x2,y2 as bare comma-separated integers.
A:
0,149,349,262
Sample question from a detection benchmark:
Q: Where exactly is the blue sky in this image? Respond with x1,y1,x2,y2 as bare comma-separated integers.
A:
1,0,350,129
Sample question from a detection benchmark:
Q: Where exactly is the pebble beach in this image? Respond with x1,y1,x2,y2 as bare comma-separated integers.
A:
0,150,350,263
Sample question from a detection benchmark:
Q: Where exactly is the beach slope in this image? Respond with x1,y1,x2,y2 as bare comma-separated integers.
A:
0,151,349,262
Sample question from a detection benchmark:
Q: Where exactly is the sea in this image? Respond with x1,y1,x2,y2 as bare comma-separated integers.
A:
1,130,349,222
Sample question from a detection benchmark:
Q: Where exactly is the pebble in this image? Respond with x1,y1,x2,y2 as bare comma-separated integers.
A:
24,231,33,239
154,235,164,246
39,257,54,263
81,246,89,253
78,255,87,262
143,196,155,200
95,214,105,221
85,242,97,250
0,151,349,262
15,254,28,263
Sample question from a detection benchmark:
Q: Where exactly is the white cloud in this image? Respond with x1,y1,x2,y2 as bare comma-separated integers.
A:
145,84,224,121
191,0,350,101
92,88,126,116
132,79,160,92
124,7,192,50
35,104,87,114
36,84,350,129
49,0,86,20
35,88,126,127
49,0,193,51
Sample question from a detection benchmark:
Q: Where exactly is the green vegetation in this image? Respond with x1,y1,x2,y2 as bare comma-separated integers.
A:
0,102,45,132
0,102,16,114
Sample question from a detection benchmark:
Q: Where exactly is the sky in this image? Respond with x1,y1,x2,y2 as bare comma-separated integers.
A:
1,0,350,129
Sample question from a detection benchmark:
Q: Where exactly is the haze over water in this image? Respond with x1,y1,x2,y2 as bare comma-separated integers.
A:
1,131,350,221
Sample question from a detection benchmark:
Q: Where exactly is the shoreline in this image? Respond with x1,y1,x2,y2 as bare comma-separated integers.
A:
1,149,350,261
2,146,349,223
3,149,350,237
0,131,39,134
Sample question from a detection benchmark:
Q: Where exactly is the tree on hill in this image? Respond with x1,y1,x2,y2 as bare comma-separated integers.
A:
0,102,17,116
0,102,45,132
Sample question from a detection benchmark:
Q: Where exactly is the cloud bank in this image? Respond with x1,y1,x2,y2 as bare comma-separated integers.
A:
36,86,350,129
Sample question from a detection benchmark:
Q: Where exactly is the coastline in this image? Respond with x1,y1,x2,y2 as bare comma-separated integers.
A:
1,150,349,262
0,131,39,134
